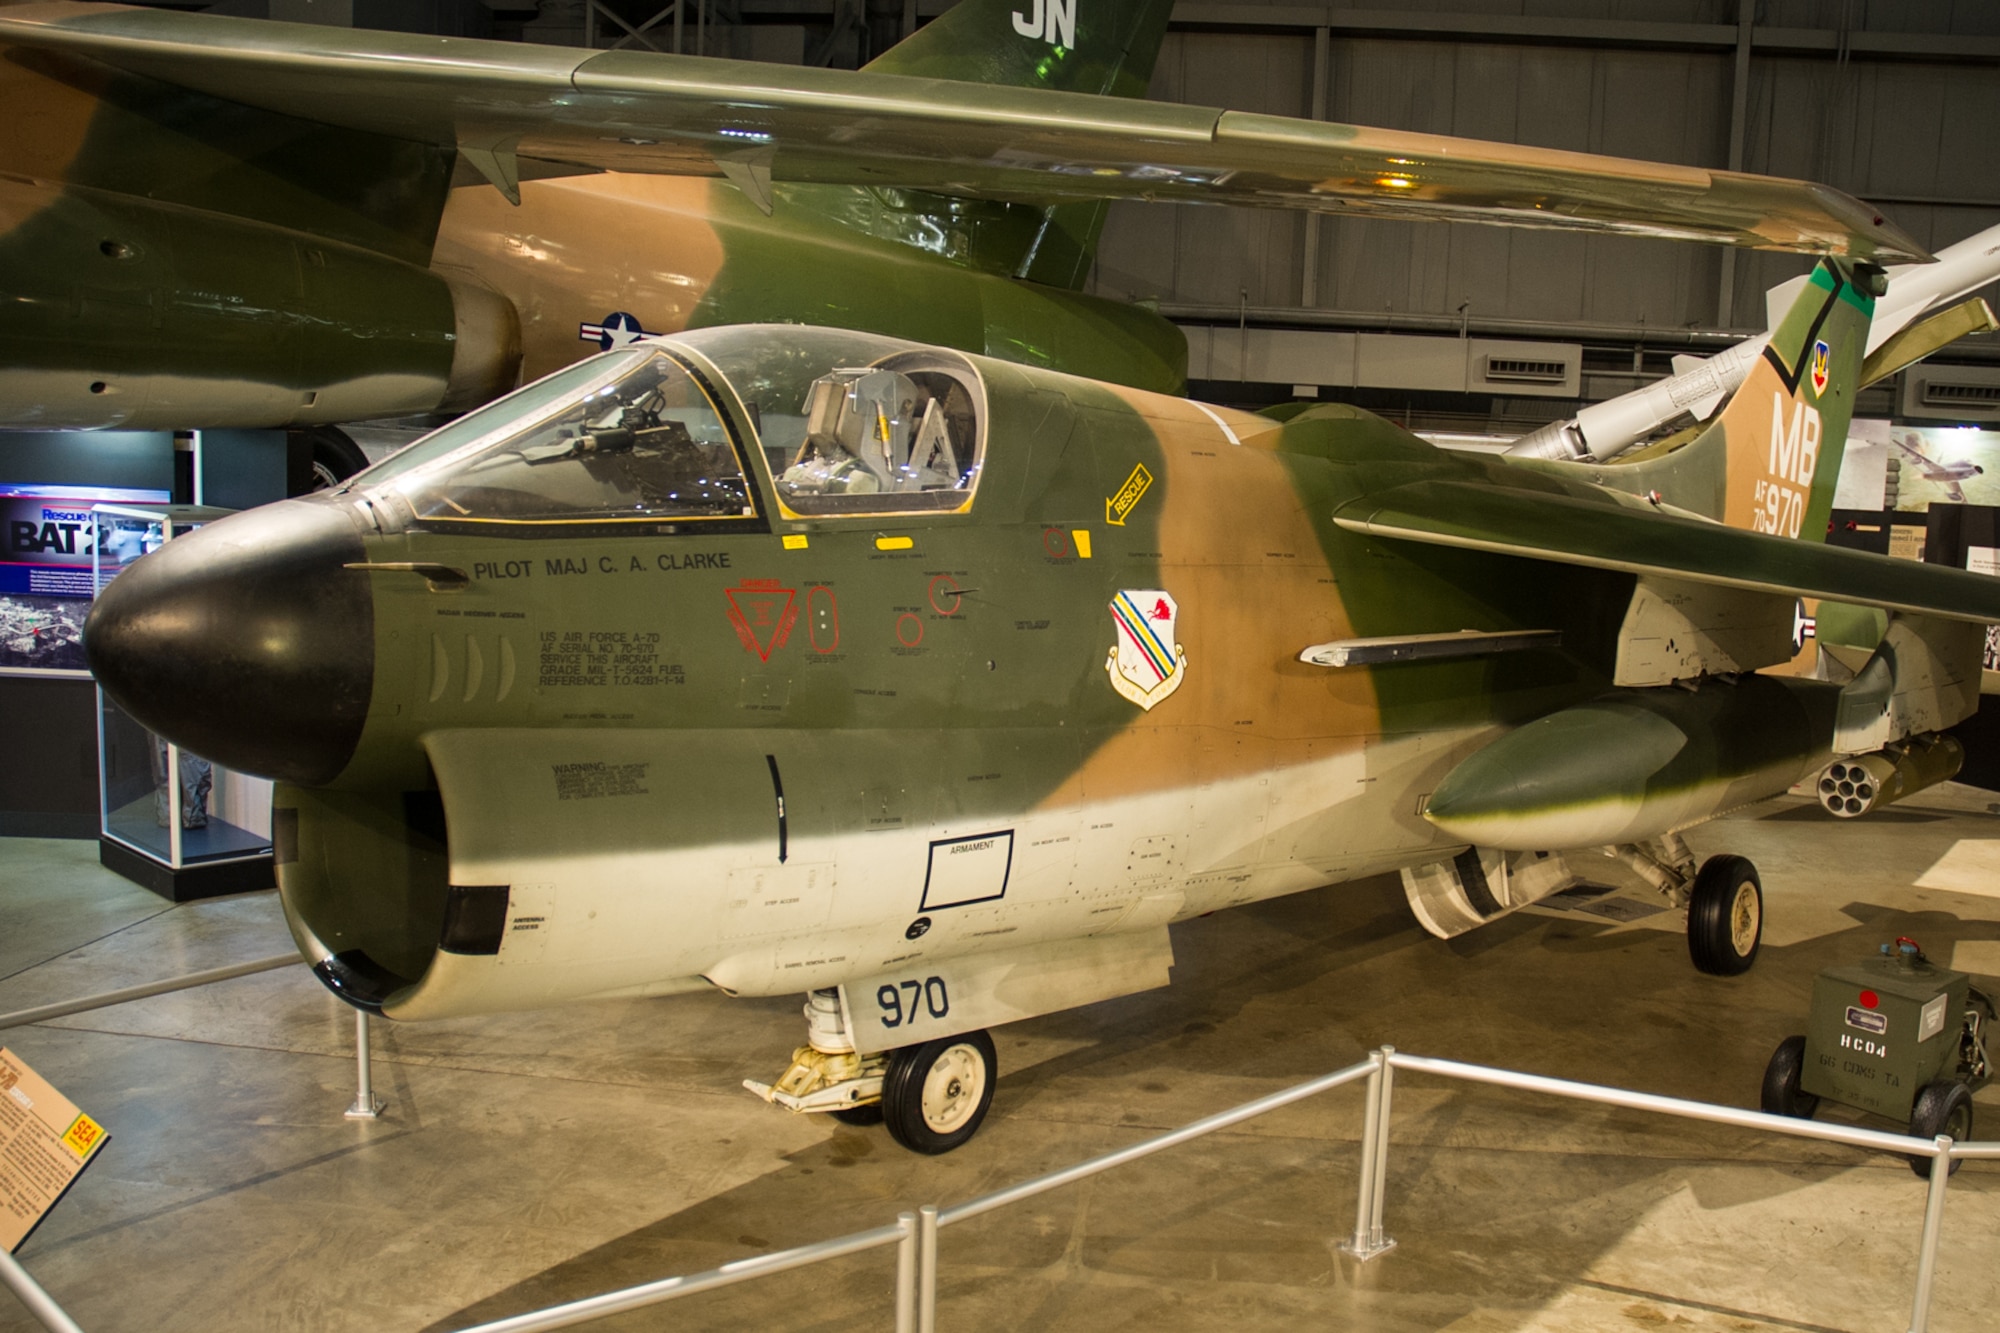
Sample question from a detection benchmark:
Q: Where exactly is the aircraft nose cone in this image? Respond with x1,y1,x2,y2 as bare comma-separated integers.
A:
85,499,374,785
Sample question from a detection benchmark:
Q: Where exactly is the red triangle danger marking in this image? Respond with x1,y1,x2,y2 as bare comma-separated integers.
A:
726,581,798,661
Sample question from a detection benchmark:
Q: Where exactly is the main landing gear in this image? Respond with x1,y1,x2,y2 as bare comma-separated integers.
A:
744,990,999,1154
1613,835,1763,976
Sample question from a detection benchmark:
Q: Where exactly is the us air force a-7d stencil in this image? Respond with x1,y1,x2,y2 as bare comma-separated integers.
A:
86,258,2000,1153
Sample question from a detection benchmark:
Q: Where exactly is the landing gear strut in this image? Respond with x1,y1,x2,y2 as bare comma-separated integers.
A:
1612,834,1763,976
742,990,887,1117
744,989,999,1153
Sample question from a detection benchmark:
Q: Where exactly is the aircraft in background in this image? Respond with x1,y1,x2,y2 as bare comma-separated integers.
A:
86,256,2000,1154
0,0,1927,483
1506,221,2000,466
1891,432,1986,503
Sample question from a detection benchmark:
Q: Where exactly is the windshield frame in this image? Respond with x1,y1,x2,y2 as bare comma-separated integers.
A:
354,345,770,537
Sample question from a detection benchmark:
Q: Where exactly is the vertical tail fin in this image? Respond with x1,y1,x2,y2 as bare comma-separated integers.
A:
1561,257,1881,541
1713,257,1881,540
858,0,1177,289
863,0,1174,98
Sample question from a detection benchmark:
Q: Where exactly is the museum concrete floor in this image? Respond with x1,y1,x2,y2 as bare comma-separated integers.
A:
4,788,1999,1333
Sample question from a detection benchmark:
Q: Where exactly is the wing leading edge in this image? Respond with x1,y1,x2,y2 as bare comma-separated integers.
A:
1333,479,2000,624
0,1,1929,260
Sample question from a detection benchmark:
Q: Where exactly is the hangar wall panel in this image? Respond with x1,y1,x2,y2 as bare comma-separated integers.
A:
1091,3,2000,348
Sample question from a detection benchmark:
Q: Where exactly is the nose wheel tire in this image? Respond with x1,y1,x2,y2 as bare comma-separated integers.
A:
1906,1080,1974,1178
1760,1035,1819,1119
882,1029,997,1155
1688,855,1762,976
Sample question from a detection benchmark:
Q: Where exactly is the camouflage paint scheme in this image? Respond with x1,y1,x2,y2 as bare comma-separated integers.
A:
1524,259,1875,539
85,265,2000,1028
110,337,1632,1019
0,0,1928,432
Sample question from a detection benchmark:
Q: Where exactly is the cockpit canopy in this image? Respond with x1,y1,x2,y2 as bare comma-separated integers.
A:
782,361,979,512
342,326,987,527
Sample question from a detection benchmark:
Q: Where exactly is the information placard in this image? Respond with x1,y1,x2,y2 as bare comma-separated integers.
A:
0,1048,108,1252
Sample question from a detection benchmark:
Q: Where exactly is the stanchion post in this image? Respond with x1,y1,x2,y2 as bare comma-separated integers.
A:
1367,1046,1397,1254
893,1211,916,1333
1906,1136,1953,1333
1341,1050,1384,1258
1340,1047,1397,1261
916,1204,938,1333
344,1007,384,1120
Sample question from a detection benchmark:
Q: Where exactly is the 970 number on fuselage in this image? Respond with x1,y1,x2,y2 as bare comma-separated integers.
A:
877,976,949,1030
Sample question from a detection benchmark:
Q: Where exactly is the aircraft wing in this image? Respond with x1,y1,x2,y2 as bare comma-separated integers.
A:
0,2,1926,259
1333,479,2000,623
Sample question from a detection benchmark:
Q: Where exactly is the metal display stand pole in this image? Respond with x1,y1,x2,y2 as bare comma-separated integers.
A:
1907,1135,1954,1333
1340,1046,1397,1260
916,1204,939,1333
344,1008,384,1120
0,1247,85,1333
892,1211,917,1333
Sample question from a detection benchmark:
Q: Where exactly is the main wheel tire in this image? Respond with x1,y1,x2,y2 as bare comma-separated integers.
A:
1906,1080,1974,1178
881,1030,997,1155
829,1103,884,1126
1760,1035,1819,1118
1687,855,1762,976
292,426,369,494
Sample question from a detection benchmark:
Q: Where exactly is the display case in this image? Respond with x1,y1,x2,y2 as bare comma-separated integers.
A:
93,504,275,901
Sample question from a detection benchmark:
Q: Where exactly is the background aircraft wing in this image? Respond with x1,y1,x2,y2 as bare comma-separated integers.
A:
0,2,1927,259
1333,479,2000,622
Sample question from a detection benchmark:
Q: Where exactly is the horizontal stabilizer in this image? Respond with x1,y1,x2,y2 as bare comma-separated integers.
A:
0,3,1929,259
1860,297,1999,389
1334,479,2000,624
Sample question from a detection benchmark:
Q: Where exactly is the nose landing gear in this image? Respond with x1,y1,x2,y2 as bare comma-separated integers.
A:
744,988,999,1154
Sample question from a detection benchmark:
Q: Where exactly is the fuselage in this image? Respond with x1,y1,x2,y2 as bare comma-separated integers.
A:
88,326,1640,1021
0,26,1186,430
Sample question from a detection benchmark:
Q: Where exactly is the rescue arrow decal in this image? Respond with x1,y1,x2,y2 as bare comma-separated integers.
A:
1105,463,1153,526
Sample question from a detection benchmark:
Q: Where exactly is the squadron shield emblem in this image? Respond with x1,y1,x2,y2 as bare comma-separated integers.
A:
1105,590,1187,710
1810,339,1831,396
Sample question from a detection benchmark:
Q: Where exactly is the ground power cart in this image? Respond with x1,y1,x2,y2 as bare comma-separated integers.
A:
1761,938,1993,1175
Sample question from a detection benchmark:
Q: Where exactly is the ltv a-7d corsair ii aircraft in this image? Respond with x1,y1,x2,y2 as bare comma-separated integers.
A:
87,255,2000,1153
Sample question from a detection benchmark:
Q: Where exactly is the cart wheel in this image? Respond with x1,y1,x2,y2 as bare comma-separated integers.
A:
1906,1080,1974,1178
881,1030,997,1155
1760,1035,1819,1118
829,1103,884,1126
1687,855,1762,976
